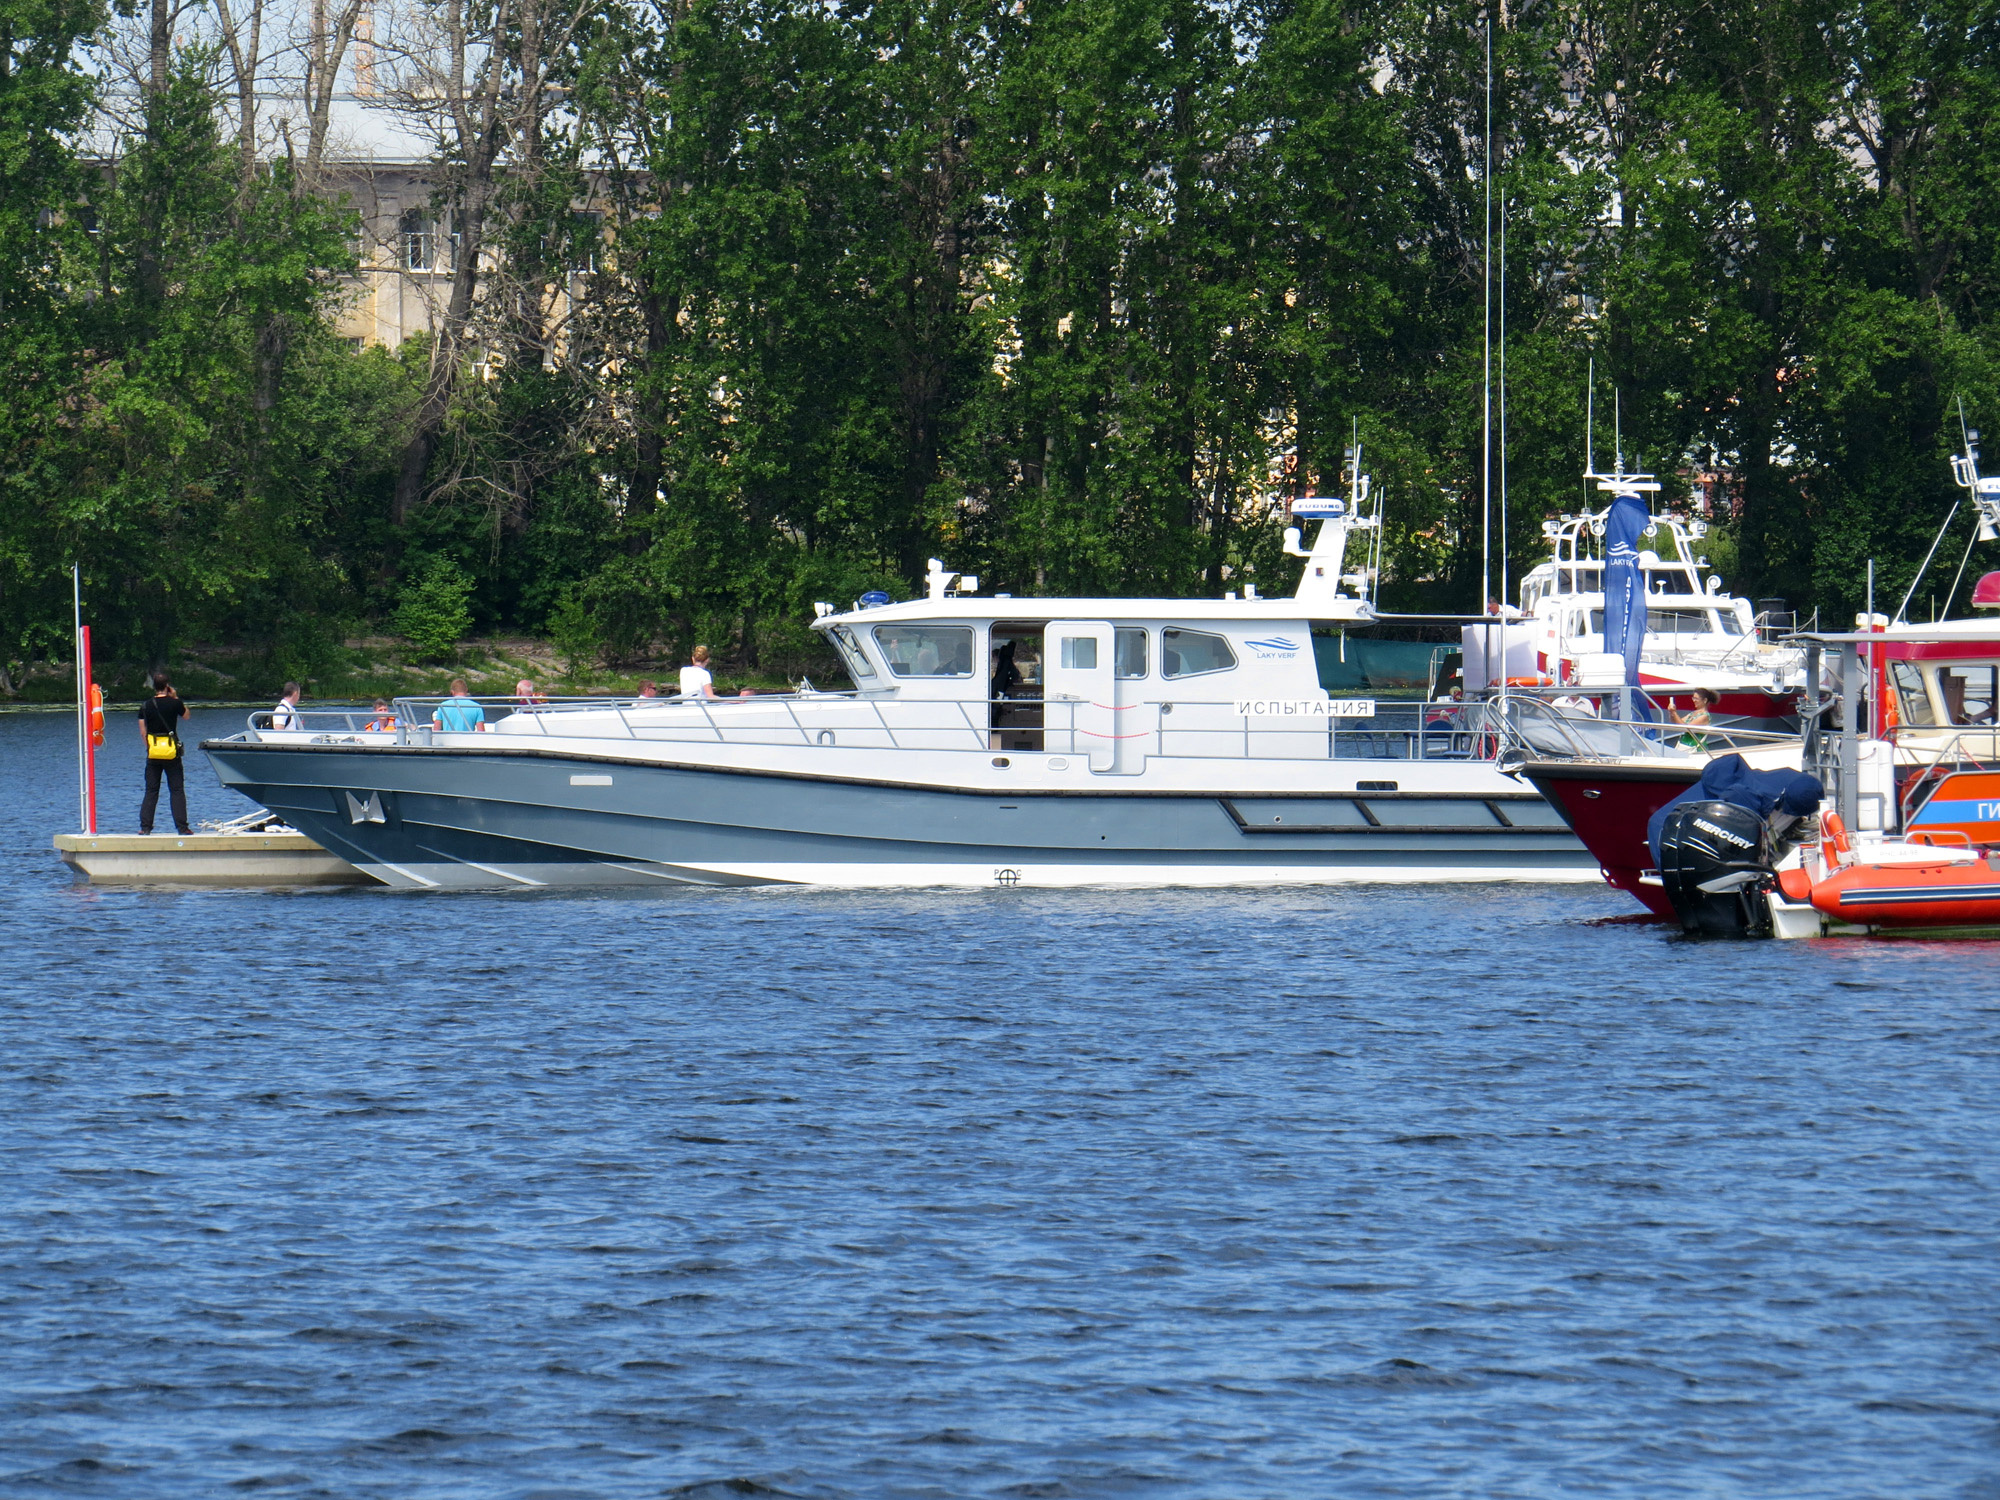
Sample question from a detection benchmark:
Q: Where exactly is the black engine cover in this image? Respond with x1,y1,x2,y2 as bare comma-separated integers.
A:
1658,799,1772,937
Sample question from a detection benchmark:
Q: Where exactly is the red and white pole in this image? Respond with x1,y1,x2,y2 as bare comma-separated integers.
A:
72,564,85,833
81,624,97,834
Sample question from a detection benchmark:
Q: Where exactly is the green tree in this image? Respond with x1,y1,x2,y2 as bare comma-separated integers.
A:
393,554,476,659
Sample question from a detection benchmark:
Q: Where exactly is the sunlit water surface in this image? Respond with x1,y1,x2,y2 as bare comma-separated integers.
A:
3,710,1997,1497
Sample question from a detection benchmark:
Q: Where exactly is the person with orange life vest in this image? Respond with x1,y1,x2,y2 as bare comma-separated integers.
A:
137,670,192,835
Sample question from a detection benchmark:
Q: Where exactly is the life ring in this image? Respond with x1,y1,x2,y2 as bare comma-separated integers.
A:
1821,810,1852,861
88,683,104,747
1504,675,1551,687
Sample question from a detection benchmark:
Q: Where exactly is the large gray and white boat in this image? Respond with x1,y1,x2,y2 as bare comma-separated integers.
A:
203,499,1597,889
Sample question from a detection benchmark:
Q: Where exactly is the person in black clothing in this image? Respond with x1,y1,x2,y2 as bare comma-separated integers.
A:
138,671,193,835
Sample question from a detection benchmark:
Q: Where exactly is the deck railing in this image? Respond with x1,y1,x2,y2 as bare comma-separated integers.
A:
1491,690,1798,765
1891,725,2000,830
241,688,1797,766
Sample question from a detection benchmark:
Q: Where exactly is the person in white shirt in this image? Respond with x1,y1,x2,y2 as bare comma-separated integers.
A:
271,682,302,730
679,645,715,698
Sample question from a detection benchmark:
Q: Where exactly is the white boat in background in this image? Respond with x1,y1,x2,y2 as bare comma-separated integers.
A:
1494,467,1805,726
199,479,1599,890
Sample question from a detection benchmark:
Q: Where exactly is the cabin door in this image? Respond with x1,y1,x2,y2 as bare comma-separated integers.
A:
1044,620,1117,770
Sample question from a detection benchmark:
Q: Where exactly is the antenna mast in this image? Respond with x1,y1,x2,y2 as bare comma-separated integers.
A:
1586,357,1595,478
1499,187,1509,606
1480,16,1493,614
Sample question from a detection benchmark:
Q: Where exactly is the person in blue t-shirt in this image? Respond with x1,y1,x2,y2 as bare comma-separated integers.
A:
432,679,486,733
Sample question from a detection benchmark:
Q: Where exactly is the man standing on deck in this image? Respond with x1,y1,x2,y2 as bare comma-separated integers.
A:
432,679,487,732
271,681,303,730
138,672,193,836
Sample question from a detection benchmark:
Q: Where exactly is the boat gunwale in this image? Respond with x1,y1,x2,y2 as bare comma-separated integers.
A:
201,735,1568,808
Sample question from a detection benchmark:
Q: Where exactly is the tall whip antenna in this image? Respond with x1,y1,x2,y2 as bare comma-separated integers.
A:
1586,356,1595,478
1480,16,1493,614
1499,186,1509,606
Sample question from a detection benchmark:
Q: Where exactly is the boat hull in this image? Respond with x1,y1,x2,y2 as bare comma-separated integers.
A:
1796,860,2000,930
1518,761,1703,919
202,740,1601,890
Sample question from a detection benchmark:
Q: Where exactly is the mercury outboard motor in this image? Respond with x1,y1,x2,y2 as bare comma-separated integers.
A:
1658,799,1773,936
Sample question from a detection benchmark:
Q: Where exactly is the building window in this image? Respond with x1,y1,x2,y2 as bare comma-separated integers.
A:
399,210,432,271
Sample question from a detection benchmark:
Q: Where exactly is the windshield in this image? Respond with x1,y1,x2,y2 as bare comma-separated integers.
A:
1588,608,1728,637
827,625,875,679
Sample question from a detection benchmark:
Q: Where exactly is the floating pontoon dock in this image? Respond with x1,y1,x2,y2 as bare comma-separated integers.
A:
53,830,377,886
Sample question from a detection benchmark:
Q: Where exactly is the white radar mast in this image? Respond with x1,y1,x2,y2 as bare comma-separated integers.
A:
1284,439,1380,621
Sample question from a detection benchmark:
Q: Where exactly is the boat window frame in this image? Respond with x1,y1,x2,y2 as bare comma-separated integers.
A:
1939,662,1998,727
1159,627,1238,680
1587,606,1726,638
872,623,978,679
1891,660,1937,726
1114,627,1148,679
826,624,877,680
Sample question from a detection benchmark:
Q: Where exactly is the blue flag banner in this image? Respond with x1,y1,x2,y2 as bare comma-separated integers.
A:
1602,492,1651,688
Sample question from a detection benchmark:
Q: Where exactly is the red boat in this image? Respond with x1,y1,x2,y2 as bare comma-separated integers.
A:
1517,604,2000,929
1525,756,1714,919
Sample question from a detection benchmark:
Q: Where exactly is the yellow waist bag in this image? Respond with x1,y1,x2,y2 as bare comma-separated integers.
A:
145,729,179,760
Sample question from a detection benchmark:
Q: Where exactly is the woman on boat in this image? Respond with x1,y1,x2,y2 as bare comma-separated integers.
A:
1672,687,1716,749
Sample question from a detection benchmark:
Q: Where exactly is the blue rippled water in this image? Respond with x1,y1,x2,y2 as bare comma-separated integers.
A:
4,708,1999,1497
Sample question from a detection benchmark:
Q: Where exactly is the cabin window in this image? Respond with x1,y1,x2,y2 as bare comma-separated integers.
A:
873,625,975,677
1940,664,1996,726
1587,608,1718,637
1115,628,1148,678
1891,661,1935,726
1160,628,1236,679
1059,635,1098,670
828,624,875,679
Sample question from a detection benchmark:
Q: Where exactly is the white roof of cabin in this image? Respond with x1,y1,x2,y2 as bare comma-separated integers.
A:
815,596,1325,628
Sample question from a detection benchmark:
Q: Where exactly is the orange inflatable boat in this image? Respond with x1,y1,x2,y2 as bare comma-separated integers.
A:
1774,810,2000,934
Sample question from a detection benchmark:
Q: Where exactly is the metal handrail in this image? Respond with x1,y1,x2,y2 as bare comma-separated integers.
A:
239,690,1514,763
243,688,1812,767
1492,688,1798,764
248,707,404,737
1891,724,2000,828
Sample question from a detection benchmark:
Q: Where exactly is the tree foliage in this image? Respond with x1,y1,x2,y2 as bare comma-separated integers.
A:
6,0,2000,687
